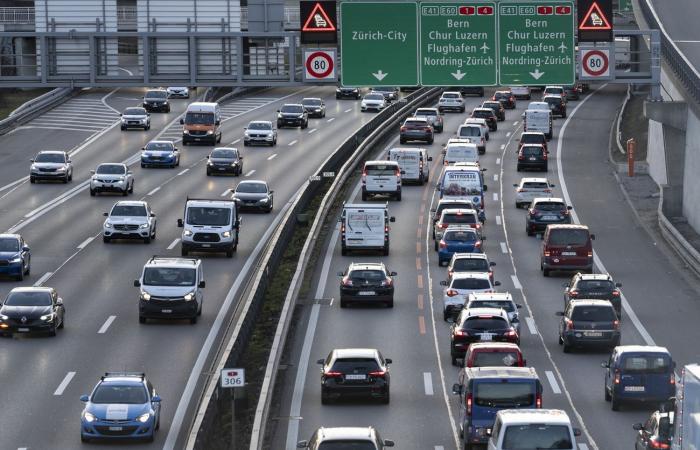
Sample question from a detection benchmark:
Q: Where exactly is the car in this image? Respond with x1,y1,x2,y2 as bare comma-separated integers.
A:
371,86,398,102
134,256,205,324
543,85,566,100
462,342,526,368
471,107,498,131
450,307,519,365
232,180,273,212
464,117,490,140
361,93,387,112
450,86,485,97
514,177,555,208
79,372,161,443
103,200,157,244
517,144,548,171
525,101,551,112
557,299,620,353
277,104,308,129
140,140,180,168
142,88,170,112
166,86,189,98
632,409,674,449
0,234,30,281
362,160,402,201
120,107,150,131
89,163,134,196
544,94,567,118
433,208,482,245
446,253,495,282
541,224,595,276
0,287,64,336
518,131,548,153
564,272,622,319
563,85,580,101
438,226,483,266
441,272,501,321
482,100,506,121
29,150,73,183
456,124,487,153
443,140,479,166
414,107,444,132
317,348,391,404
510,86,531,100
399,117,434,144
206,147,243,176
336,86,361,99
525,197,572,235
243,120,277,146
298,427,395,449
301,97,326,118
431,199,475,227
465,292,523,335
488,409,580,450
438,91,465,113
338,262,396,308
493,90,516,109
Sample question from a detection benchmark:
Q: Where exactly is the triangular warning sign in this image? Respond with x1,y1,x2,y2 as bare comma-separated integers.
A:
302,2,336,32
578,1,612,30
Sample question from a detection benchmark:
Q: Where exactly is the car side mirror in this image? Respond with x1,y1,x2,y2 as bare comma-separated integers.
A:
177,219,184,227
127,171,133,175
215,120,220,126
142,147,146,151
239,156,244,160
90,170,95,174
430,208,436,213
400,170,406,175
483,184,488,191
147,113,151,116
522,359,527,366
562,282,570,287
269,190,274,194
440,280,448,286
428,156,433,161
555,311,565,316
389,272,398,277
601,361,610,368
550,184,556,187
516,304,523,309
103,212,109,217
22,246,30,252
150,212,156,217
80,394,89,402
243,127,247,130
134,280,141,287
615,282,622,287
383,440,395,447
513,183,518,187
452,383,462,395
68,160,72,164
316,359,324,364
590,234,596,240
573,428,581,437
385,358,392,364
57,298,63,305
30,159,34,162
337,271,344,277
389,217,396,223
567,205,573,210
632,423,644,431
277,109,280,113
490,261,496,266
120,113,123,116
297,441,309,449
199,281,206,288
481,236,487,240
152,394,161,402
494,281,501,286
179,118,184,125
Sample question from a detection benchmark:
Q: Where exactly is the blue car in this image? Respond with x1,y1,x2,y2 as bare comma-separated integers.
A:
0,234,30,281
438,226,482,266
80,372,161,443
141,140,180,168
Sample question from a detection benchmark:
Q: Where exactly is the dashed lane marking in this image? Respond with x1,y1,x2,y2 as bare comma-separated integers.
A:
526,317,538,335
167,238,180,250
267,154,277,160
500,242,508,254
33,272,53,287
496,215,502,225
511,275,522,289
245,170,256,177
545,371,562,394
54,372,76,396
423,372,434,396
77,236,95,249
98,315,116,334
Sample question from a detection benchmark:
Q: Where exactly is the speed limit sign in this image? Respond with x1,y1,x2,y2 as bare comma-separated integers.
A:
303,49,337,82
579,48,613,80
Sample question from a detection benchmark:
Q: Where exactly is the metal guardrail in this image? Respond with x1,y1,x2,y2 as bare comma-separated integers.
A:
658,189,700,279
0,87,75,135
0,7,35,25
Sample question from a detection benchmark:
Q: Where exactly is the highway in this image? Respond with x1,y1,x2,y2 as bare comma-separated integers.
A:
647,0,700,73
0,85,380,449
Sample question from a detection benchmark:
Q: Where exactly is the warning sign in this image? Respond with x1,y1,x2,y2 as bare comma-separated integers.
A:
577,0,613,42
300,1,337,44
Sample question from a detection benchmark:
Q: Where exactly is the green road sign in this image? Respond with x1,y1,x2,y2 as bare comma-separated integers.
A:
340,2,419,86
498,1,575,86
420,2,497,86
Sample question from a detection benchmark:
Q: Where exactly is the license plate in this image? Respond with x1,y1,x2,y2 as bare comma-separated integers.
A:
584,331,602,337
480,333,494,341
543,215,557,220
18,327,29,332
562,251,576,256
624,386,646,392
109,426,123,431
161,309,172,313
218,167,227,171
358,291,376,296
201,244,211,248
529,157,537,160
346,374,366,380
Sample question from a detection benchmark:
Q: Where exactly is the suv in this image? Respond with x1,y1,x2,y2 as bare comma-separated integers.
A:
29,150,73,184
414,107,444,132
438,226,483,266
298,427,395,449
543,85,566,99
471,108,498,131
231,180,273,213
450,307,519,365
557,299,620,352
399,117,434,144
277,104,308,129
518,131,548,153
541,224,595,276
526,197,572,235
544,94,567,118
361,93,386,112
493,90,516,109
301,97,326,118
243,120,277,146
564,272,622,319
465,292,523,335
563,85,580,100
439,91,465,113
0,234,30,281
338,262,396,308
134,256,205,324
441,272,501,321
89,163,134,196
141,140,180,168
362,161,402,201
120,107,150,131
0,287,64,336
317,348,392,404
482,100,506,121
336,86,361,99
462,342,526,368
79,372,161,443
433,208,481,245
142,89,170,112
371,86,399,102
103,201,157,244
206,147,243,176
488,409,580,450
514,177,554,208
447,253,495,281
517,144,548,172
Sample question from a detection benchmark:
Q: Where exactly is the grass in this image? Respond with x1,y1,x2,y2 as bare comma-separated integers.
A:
0,88,52,120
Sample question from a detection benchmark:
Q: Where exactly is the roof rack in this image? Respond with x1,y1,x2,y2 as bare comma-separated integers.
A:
148,255,198,264
102,372,145,380
185,196,235,203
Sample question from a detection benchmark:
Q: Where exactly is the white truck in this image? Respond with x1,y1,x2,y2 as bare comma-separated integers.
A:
673,364,700,449
177,198,240,257
339,203,395,256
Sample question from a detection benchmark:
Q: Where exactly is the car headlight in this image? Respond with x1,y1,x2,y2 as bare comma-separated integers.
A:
40,313,54,321
207,130,214,135
55,167,66,172
298,115,305,119
183,229,193,236
260,198,269,203
244,131,250,137
183,129,190,134
336,88,341,92
231,162,238,167
207,160,214,166
222,230,231,238
0,314,8,320
141,118,148,123
183,292,195,301
121,117,127,123
83,411,97,423
104,221,113,228
137,412,151,423
118,176,125,181
9,257,22,263
140,223,149,229
140,291,151,301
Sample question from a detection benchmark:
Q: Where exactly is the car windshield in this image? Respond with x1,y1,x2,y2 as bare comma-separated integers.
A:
470,300,515,312
452,258,489,272
185,112,215,125
622,355,672,373
349,270,385,281
211,149,238,159
546,97,562,105
302,99,322,106
437,203,473,216
523,182,549,189
91,385,148,404
416,109,437,117
330,358,380,373
35,153,65,163
186,207,231,226
443,213,477,224
521,134,545,144
373,87,394,92
548,229,589,245
404,120,427,127
111,205,147,217
522,146,544,157
577,280,615,291
236,183,267,194
444,230,477,242
96,164,126,175
502,424,572,449
571,306,616,321
366,165,396,175
473,110,491,118
5,291,51,306
248,122,271,130
495,92,510,99
473,351,520,367
459,126,481,137
318,441,377,450
365,94,384,101
145,142,174,151
452,279,491,290
474,382,535,407
145,91,167,99
0,238,19,252
281,105,304,113
463,317,508,330
124,108,146,115
443,93,459,99
143,267,196,286
535,202,565,212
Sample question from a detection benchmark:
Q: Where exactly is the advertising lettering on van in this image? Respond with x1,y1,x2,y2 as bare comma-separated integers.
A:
443,171,482,197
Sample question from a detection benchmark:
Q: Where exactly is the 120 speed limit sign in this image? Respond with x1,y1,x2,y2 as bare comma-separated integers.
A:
303,49,337,82
579,48,613,80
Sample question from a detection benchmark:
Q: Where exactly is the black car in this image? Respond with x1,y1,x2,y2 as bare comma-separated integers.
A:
399,117,434,144
557,299,620,352
544,95,567,118
450,308,519,365
482,101,506,121
336,86,361,99
142,89,170,113
517,144,548,171
471,108,498,131
206,147,243,176
371,87,399,102
317,348,391,404
338,262,396,308
633,410,674,450
526,198,572,235
451,86,484,97
564,273,623,319
563,85,580,101
519,131,548,153
277,104,308,129
0,287,65,336
301,97,326,118
493,91,516,109
232,180,273,212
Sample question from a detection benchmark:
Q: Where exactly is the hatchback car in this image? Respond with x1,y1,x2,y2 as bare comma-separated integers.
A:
338,262,396,308
120,107,150,131
564,272,622,318
361,93,387,112
517,144,548,171
29,150,73,183
79,372,161,443
510,86,531,100
632,410,674,449
142,89,170,113
298,427,395,449
493,90,516,109
166,86,189,98
465,292,523,335
544,94,567,118
232,180,273,212
414,107,444,132
0,234,30,281
431,199,475,227
447,253,495,281
450,307,519,365
526,197,572,235
277,104,308,128
433,208,482,245
103,201,157,244
0,287,64,336
543,85,566,99
301,97,326,118
438,226,483,266
464,118,490,140
317,348,391,404
557,299,620,352
514,177,555,208
89,163,134,196
206,147,243,176
563,85,580,101
399,117,434,144
438,91,465,113
441,273,500,321
482,101,506,121
141,140,180,168
471,107,498,131
371,86,399,102
463,342,526,368
243,120,277,146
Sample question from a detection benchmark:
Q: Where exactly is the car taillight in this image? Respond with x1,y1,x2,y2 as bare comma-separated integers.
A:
424,127,432,132
612,290,620,297
448,269,453,278
536,393,542,408
568,290,578,297
562,209,570,216
649,439,670,449
341,225,346,233
614,369,621,384
542,152,548,160
454,329,469,337
446,289,459,297
670,373,676,385
544,189,552,193
505,328,518,338
466,393,473,415
518,154,524,160
587,251,593,257
400,126,407,132
384,226,389,233
368,370,386,379
381,278,393,287
439,240,447,249
474,241,482,249
565,318,573,331
342,277,353,287
517,188,526,192
544,251,551,257
440,223,449,229
510,96,515,102
325,371,343,378
613,320,620,330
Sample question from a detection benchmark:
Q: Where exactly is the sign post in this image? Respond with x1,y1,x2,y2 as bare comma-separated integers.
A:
221,368,245,449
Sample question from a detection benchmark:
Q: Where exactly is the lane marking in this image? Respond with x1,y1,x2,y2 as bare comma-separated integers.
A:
33,272,53,287
418,214,424,225
288,140,298,146
344,108,352,113
493,174,498,181
245,170,256,177
0,177,28,192
220,189,231,197
500,144,506,150
416,243,421,254
513,121,519,126
308,128,317,134
526,317,538,335
147,186,161,196
77,236,95,249
506,132,511,137
419,316,426,335
417,294,424,310
492,192,498,201
417,274,424,289
500,242,508,254
579,444,590,450
327,117,335,122
167,238,180,250
496,157,501,165
545,371,562,394
267,153,277,161
54,371,76,396
231,138,241,144
436,447,445,450
495,215,502,225
98,315,116,334
177,168,189,176
511,274,522,289
416,257,422,270
423,372,434,396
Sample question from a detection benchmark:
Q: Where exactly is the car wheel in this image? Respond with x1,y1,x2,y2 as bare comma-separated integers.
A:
611,394,621,411
527,227,533,236
122,188,128,196
139,316,146,324
30,177,36,184
543,268,550,277
166,107,171,113
206,169,211,176
24,259,30,276
605,387,611,402
63,176,69,184
428,137,434,145
68,172,73,182
321,390,331,404
341,247,347,256
103,236,110,243
15,270,23,281
361,192,368,201
121,125,126,131
516,166,521,172
399,138,406,144
58,314,65,329
143,236,151,244
443,311,449,322
129,182,134,193
181,248,188,256
340,299,347,308
190,315,198,324
141,163,146,168
381,390,390,404
81,435,90,443
226,249,234,258
386,299,394,308
562,341,571,353
48,326,57,337
451,352,459,366
383,246,389,256
396,192,401,201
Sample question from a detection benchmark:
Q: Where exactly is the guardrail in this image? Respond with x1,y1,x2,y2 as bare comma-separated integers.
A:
0,7,34,25
658,188,700,279
0,87,75,136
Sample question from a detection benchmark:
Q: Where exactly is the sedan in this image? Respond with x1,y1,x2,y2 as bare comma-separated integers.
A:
301,97,326,118
30,150,73,183
437,226,483,266
141,140,180,168
206,147,243,176
166,86,189,98
514,177,555,208
232,180,273,212
361,93,386,112
277,104,308,129
0,287,65,336
0,234,30,281
120,107,150,131
371,86,398,102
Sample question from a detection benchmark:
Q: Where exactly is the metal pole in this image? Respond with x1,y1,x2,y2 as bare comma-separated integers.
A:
627,138,636,177
231,388,236,450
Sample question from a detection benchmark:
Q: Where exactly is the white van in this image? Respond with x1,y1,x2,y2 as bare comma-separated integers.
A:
177,198,240,257
362,160,403,201
444,141,479,166
523,109,553,140
339,203,395,256
387,148,432,185
456,125,487,154
180,102,222,145
438,164,487,220
488,409,580,450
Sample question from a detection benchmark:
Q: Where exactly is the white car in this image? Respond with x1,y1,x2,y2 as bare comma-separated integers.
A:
463,117,490,140
103,200,157,244
438,91,465,113
446,253,495,281
120,107,150,131
510,86,531,100
543,85,565,100
514,177,555,208
89,163,134,196
243,120,277,146
29,150,73,184
166,87,189,98
440,272,500,321
361,93,387,112
465,292,522,335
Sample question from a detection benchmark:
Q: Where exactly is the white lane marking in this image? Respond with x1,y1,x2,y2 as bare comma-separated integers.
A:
147,186,161,196
177,168,189,176
513,121,519,126
231,138,241,144
24,181,90,218
435,447,445,450
579,444,590,450
220,189,231,197
167,238,180,250
511,274,522,289
506,132,511,137
495,215,502,225
100,88,121,114
308,128,317,134
500,144,505,150
545,371,562,394
117,67,134,76
344,108,352,113
54,371,76,396
33,272,53,287
496,157,501,165
492,192,498,201
267,153,277,161
18,447,27,450
526,317,538,335
0,177,28,192
245,170,256,177
327,117,335,122
493,174,498,181
288,140,298,146
98,315,116,334
77,236,95,249
424,372,434,396
500,242,508,254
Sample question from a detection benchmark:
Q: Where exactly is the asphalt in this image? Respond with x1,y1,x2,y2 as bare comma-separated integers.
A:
649,0,700,75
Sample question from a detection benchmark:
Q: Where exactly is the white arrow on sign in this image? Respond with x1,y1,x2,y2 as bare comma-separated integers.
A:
451,69,466,80
529,69,545,80
372,70,388,81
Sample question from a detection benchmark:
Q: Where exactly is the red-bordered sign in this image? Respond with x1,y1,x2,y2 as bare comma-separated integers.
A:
582,49,609,76
300,1,337,44
579,1,612,30
302,2,336,32
305,51,334,78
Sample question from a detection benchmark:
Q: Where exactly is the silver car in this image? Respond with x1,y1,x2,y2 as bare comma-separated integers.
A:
243,121,277,146
438,91,465,113
29,150,73,184
361,93,386,112
103,200,157,244
514,177,554,208
166,86,189,98
90,163,134,196
231,180,273,213
120,107,150,131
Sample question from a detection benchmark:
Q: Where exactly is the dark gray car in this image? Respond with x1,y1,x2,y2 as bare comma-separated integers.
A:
557,299,620,352
232,180,273,212
206,147,243,176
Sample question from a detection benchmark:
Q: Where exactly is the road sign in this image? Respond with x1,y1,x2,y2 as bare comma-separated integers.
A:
303,49,337,82
498,1,575,86
220,368,245,388
339,2,419,86
300,1,337,44
578,0,613,42
579,48,613,80
419,2,497,86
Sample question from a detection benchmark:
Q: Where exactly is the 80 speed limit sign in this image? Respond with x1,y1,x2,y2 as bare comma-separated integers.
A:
579,48,613,80
303,49,337,82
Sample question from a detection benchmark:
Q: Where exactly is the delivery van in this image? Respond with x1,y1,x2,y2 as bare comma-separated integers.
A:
444,141,480,166
362,160,403,201
387,147,432,185
438,164,487,220
339,203,395,256
523,109,553,140
180,102,222,145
